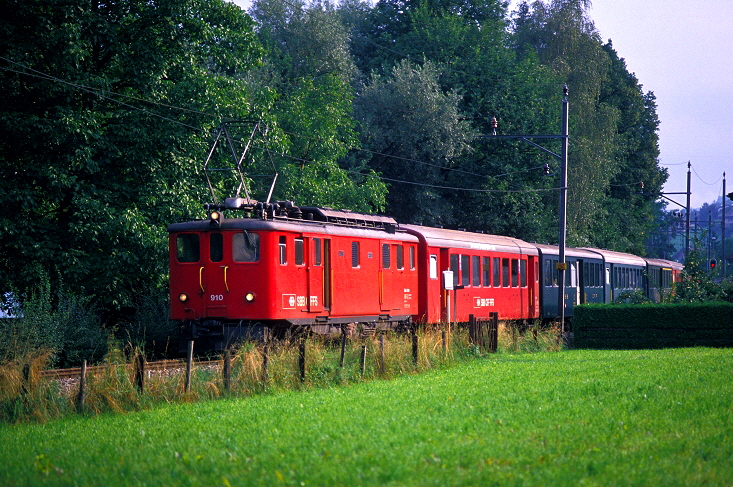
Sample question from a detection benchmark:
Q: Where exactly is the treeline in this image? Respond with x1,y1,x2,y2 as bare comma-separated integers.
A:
0,0,665,361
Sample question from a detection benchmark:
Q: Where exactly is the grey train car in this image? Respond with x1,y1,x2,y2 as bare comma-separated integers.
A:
536,245,605,322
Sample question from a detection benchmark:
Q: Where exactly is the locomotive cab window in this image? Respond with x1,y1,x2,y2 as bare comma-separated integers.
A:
396,245,404,270
313,238,322,266
295,238,304,266
279,236,287,265
382,244,390,269
233,232,260,262
210,233,223,262
429,254,438,279
176,234,200,263
409,246,416,270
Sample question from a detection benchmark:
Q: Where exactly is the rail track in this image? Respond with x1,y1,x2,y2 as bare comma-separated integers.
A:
40,359,221,381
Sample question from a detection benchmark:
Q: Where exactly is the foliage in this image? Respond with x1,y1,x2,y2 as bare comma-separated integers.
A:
0,276,109,368
673,238,732,303
1,348,732,485
0,0,264,309
575,302,733,349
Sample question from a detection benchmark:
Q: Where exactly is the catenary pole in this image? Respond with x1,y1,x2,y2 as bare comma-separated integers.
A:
558,85,569,340
685,162,691,261
723,173,727,277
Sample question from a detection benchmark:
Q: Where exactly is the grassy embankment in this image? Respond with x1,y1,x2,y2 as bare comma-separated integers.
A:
1,347,731,486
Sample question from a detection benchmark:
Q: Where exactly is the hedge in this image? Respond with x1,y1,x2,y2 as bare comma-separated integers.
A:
573,302,733,349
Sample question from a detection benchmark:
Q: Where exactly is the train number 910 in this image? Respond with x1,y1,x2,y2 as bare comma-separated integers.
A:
210,294,224,302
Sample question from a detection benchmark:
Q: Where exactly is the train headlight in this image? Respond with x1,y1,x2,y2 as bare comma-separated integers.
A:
210,210,222,228
178,293,189,303
244,292,255,302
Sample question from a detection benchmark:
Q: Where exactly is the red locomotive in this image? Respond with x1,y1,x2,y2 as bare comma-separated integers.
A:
168,200,681,350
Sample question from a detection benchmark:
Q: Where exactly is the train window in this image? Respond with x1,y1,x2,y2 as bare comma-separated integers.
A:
582,262,588,287
544,259,552,287
313,238,322,266
382,244,390,269
210,233,223,262
176,234,200,263
279,236,287,265
450,255,460,288
232,232,260,262
472,256,480,287
295,239,305,266
552,260,559,286
461,255,470,287
429,254,438,279
493,257,501,287
605,266,610,286
520,259,527,287
352,241,360,268
409,246,416,270
502,258,510,287
396,245,404,270
483,257,491,287
511,259,519,287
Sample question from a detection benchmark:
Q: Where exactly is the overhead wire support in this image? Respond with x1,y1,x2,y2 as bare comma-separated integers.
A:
482,85,570,341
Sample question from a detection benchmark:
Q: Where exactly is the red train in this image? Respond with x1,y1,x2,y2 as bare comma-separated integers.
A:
168,201,682,350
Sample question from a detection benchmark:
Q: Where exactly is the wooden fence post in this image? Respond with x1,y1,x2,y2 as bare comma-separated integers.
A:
468,314,476,346
442,329,447,355
76,359,87,412
339,327,347,368
134,352,145,393
185,340,193,393
360,344,367,378
489,312,499,353
262,345,270,385
412,330,419,364
379,334,386,376
299,340,306,383
223,350,231,392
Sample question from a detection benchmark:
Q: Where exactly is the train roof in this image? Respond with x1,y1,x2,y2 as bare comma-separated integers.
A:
644,257,684,270
577,247,647,267
167,217,419,242
533,244,605,260
401,225,538,255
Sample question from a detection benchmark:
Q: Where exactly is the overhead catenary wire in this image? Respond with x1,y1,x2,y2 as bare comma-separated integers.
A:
1,54,559,195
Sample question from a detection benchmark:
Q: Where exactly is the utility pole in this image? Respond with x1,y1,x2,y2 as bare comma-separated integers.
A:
708,210,713,266
685,162,692,261
480,85,570,340
723,173,727,278
558,85,569,341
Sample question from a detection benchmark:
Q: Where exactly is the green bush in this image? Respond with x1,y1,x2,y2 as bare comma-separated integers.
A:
574,302,733,349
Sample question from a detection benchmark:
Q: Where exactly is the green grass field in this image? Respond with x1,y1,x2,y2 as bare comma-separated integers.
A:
1,347,731,486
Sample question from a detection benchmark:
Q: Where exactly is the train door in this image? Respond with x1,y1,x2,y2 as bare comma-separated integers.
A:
578,259,586,304
527,256,539,318
171,232,206,318
322,239,332,311
379,242,395,311
570,261,580,306
307,237,325,312
204,231,229,318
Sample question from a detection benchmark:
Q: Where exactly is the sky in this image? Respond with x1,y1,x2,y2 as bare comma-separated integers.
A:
232,0,733,209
